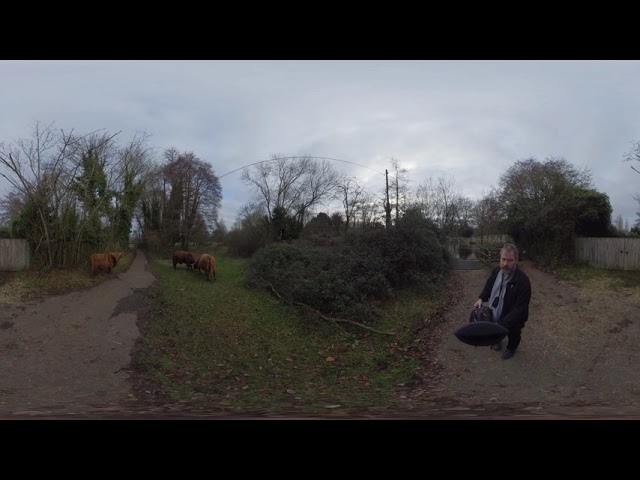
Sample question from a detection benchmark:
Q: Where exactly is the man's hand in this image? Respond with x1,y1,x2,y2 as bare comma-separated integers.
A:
473,299,483,309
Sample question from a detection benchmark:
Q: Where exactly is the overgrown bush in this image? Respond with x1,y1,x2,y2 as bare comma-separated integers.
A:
225,213,271,258
246,211,451,323
246,242,370,318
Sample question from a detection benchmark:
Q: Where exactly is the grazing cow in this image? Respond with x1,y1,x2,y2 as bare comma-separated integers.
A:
193,254,205,271
172,250,196,270
193,253,216,281
90,252,124,278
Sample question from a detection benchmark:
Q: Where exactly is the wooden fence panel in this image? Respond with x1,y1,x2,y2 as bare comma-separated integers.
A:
624,238,640,270
0,239,31,271
575,237,640,270
448,235,513,264
476,234,513,245
448,234,513,246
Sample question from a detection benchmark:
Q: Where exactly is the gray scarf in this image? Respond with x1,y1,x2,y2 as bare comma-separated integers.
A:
489,270,512,321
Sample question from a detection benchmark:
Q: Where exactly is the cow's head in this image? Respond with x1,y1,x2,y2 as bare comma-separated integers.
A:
111,252,124,264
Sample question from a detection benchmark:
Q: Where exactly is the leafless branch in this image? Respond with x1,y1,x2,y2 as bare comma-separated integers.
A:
266,281,395,336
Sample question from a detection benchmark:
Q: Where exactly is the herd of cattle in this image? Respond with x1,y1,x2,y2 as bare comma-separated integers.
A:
172,250,217,281
89,250,217,281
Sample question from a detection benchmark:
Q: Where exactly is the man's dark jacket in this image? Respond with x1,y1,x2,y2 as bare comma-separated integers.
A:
479,266,531,329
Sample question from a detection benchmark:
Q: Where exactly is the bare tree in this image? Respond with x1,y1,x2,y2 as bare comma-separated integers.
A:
0,122,117,267
415,177,438,220
389,158,410,224
435,177,460,234
241,155,338,229
358,193,384,227
336,175,365,232
624,141,640,220
455,196,476,230
473,190,502,239
624,140,640,175
415,175,479,235
415,176,460,233
0,189,24,228
0,122,69,266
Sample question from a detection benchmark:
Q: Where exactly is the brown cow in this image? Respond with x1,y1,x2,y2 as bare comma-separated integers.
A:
193,253,216,281
172,250,196,270
90,252,124,278
193,255,208,275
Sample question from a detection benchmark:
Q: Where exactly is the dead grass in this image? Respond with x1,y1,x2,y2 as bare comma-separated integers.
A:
0,251,134,304
530,263,640,362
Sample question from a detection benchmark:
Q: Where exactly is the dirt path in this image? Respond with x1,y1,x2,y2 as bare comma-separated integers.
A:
410,260,640,418
1,253,639,418
0,250,156,416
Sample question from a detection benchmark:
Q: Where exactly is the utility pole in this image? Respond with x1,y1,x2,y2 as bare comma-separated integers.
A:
395,169,399,224
385,169,391,228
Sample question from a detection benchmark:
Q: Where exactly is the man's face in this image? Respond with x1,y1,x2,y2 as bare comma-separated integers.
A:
500,250,517,274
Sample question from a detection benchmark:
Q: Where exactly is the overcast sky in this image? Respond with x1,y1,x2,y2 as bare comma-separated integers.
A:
1,60,639,229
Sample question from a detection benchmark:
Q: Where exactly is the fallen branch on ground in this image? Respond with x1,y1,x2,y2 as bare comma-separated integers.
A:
266,281,395,336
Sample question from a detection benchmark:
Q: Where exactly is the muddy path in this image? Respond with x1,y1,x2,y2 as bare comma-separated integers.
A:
1,253,639,419
407,260,640,418
0,250,156,416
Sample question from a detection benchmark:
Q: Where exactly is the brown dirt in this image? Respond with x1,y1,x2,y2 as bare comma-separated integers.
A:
0,250,157,417
1,255,639,419
400,260,640,418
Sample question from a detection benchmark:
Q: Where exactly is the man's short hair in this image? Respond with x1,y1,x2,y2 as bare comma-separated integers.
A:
501,243,519,260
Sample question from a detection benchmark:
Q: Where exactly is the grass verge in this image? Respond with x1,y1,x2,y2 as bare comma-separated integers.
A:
555,264,640,290
135,250,451,415
0,251,135,302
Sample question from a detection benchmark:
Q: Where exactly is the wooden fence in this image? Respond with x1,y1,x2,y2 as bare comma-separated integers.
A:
448,235,513,266
1,239,128,271
448,234,513,247
0,239,31,271
575,237,640,270
476,246,502,264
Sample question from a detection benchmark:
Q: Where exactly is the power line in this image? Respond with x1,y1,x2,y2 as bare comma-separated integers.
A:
218,156,385,179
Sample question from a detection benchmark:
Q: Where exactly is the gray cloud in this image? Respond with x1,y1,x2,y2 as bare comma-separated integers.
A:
1,60,639,228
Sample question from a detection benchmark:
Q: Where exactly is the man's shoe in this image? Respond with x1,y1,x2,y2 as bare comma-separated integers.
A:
501,349,516,360
490,341,503,351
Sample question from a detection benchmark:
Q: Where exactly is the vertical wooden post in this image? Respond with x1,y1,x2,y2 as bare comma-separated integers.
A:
385,169,391,228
